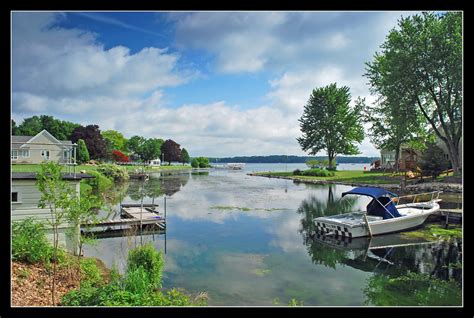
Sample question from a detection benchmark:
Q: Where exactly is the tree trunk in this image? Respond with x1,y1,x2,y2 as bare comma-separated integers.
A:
446,139,461,175
394,145,401,173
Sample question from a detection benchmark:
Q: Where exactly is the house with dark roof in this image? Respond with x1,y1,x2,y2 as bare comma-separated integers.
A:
11,129,75,164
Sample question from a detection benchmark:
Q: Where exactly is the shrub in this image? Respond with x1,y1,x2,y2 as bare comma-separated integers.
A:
97,163,130,182
126,242,164,290
76,139,90,163
301,168,335,177
419,142,450,180
80,258,105,287
60,243,204,307
112,150,130,163
12,218,54,264
191,157,211,168
293,169,302,175
84,170,113,191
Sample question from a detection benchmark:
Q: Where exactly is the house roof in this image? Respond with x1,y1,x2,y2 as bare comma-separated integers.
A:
12,130,73,149
12,172,94,180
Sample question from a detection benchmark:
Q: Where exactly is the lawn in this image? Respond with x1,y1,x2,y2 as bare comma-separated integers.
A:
254,170,405,185
11,164,192,173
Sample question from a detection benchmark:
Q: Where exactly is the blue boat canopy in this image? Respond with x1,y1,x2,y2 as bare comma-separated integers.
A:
342,187,401,219
341,187,398,199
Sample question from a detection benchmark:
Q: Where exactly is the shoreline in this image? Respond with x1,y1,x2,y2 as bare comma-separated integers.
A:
248,173,462,194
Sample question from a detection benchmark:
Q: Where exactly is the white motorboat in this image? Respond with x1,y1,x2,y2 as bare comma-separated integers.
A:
314,187,442,238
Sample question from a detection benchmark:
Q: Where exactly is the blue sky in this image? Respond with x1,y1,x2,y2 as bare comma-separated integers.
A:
11,11,419,157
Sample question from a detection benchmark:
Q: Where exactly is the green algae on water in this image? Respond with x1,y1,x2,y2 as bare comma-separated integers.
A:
209,206,290,212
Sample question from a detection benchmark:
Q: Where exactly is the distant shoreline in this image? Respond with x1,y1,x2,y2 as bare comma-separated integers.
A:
208,155,377,164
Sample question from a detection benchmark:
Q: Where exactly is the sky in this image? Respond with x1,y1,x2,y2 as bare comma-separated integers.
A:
11,11,419,157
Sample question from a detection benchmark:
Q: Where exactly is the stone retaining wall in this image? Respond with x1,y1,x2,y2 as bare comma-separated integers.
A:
249,173,462,193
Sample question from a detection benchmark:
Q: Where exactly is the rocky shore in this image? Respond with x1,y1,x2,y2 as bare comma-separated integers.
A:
249,173,462,193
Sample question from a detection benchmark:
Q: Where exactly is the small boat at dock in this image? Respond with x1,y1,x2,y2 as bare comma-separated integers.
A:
314,187,442,238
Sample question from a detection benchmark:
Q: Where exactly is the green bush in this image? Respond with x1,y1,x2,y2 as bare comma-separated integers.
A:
60,243,204,307
97,163,130,182
191,157,211,168
293,169,302,175
12,218,54,264
80,258,104,287
80,181,93,196
126,242,164,290
84,171,113,191
301,168,335,177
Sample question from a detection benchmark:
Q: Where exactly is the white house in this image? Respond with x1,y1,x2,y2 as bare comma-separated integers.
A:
149,158,161,166
11,129,75,165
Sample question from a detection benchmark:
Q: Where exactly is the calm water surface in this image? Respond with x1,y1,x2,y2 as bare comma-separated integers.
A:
84,163,462,306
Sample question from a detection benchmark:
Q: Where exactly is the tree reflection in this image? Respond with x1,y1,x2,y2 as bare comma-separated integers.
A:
126,173,190,201
297,185,462,289
297,186,358,268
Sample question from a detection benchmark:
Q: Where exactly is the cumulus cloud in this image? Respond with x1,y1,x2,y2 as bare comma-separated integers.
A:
12,11,413,157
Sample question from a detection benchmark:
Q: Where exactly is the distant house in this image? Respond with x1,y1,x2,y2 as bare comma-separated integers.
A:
379,145,422,171
435,131,463,170
149,158,161,166
11,129,75,164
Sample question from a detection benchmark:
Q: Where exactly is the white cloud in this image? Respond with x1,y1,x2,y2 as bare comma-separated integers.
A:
12,12,188,101
12,11,402,157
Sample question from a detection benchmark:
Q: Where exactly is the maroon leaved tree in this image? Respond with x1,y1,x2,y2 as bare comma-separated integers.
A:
112,150,130,162
71,125,108,160
160,139,182,165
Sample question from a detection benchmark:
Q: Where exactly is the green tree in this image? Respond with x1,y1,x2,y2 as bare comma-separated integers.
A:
15,115,80,140
36,162,75,305
140,138,164,163
419,142,450,180
102,130,128,153
76,139,90,163
180,148,190,165
359,94,428,171
12,119,18,135
16,116,43,136
297,83,365,169
365,12,462,174
126,135,146,159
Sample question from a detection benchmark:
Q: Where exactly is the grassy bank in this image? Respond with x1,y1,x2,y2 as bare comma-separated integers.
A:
252,170,404,185
11,164,192,173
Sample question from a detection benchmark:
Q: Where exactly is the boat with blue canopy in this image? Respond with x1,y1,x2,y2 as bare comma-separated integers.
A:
314,187,442,238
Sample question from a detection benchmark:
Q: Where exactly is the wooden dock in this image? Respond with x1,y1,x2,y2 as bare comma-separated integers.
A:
80,203,166,232
439,208,462,223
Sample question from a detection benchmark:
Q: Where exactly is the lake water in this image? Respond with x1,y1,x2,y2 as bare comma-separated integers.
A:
83,163,462,306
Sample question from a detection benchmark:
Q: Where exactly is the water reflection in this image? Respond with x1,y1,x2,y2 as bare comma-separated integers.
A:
297,186,358,268
127,173,190,201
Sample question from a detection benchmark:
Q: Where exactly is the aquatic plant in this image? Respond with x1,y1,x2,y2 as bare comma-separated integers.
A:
363,271,462,306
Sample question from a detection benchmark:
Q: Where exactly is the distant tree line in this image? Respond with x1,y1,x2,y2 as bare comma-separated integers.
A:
207,155,378,164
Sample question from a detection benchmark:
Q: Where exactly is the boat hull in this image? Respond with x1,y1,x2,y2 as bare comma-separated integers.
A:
314,204,440,238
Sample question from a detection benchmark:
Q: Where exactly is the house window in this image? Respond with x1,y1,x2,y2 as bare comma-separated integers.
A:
63,149,70,159
19,149,30,158
41,150,50,160
11,150,18,160
12,191,18,202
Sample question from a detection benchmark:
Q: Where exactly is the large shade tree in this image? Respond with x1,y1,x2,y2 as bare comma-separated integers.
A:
14,115,80,140
101,130,128,154
70,125,107,160
160,139,182,165
297,83,365,169
365,12,462,174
